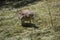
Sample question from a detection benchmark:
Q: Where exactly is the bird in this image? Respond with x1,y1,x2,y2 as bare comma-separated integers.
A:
18,9,35,24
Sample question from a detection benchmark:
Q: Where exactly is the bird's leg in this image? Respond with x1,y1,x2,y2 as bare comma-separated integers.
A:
21,19,25,24
29,19,32,23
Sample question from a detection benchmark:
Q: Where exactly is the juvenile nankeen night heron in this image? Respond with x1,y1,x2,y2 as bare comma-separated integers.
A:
18,9,35,24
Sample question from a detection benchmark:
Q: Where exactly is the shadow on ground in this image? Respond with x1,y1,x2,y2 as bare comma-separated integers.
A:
21,23,38,28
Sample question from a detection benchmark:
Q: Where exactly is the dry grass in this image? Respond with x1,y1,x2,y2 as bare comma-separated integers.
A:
0,0,60,40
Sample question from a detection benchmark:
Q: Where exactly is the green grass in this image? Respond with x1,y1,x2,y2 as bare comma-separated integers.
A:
0,0,60,30
0,0,60,40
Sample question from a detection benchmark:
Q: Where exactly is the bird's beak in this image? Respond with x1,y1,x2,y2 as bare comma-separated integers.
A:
20,16,23,19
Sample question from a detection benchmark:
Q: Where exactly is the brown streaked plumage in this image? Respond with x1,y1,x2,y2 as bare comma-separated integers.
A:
18,9,35,23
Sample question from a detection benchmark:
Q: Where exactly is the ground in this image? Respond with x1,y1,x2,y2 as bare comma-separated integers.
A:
0,0,60,40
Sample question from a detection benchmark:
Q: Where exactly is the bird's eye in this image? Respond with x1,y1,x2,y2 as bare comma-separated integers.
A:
19,13,20,14
22,14,24,15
